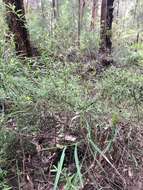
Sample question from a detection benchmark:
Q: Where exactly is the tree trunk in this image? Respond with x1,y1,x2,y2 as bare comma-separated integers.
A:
116,0,119,20
52,0,57,20
134,0,139,21
90,0,97,30
24,0,29,13
3,0,34,57
80,0,85,24
41,0,45,20
77,0,85,48
56,0,59,18
99,0,114,65
77,0,81,48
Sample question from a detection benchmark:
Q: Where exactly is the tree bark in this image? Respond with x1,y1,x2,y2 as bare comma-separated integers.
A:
41,0,45,20
80,0,85,24
116,0,119,20
90,0,97,30
24,0,29,13
77,0,85,48
99,0,114,65
3,0,33,57
52,0,57,20
56,0,59,18
77,0,81,48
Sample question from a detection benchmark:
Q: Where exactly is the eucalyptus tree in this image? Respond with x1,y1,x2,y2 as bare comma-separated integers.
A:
90,0,98,30
3,0,34,57
99,0,114,65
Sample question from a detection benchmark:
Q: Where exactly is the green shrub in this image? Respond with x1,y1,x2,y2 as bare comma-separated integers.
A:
97,68,143,102
0,168,11,190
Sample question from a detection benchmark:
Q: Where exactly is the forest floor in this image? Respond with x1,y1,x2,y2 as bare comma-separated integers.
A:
8,115,143,190
1,54,143,190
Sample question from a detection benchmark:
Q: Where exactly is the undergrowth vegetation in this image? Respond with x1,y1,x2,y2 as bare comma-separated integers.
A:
0,0,143,189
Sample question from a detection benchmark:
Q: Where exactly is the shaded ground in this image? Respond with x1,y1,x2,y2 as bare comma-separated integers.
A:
1,55,143,190
5,110,143,190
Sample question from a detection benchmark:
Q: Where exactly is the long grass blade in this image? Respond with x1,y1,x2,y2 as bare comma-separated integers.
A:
74,143,84,188
53,146,66,190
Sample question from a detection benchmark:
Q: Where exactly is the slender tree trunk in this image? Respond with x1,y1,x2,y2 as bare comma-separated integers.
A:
100,0,107,53
3,0,34,57
56,0,59,18
99,0,114,65
106,0,114,52
77,0,81,48
77,0,85,48
24,0,29,13
52,0,57,20
80,0,85,24
90,0,97,30
41,0,45,20
134,0,140,48
116,0,119,19
134,0,139,21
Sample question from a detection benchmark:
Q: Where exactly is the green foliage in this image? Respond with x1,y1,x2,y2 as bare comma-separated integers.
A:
127,50,143,65
80,31,100,53
98,68,143,103
113,25,143,66
0,168,11,190
74,144,83,188
96,67,143,121
53,147,66,190
26,0,101,57
0,60,89,112
0,0,143,188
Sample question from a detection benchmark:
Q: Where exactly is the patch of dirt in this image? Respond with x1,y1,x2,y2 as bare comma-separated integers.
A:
6,112,143,190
